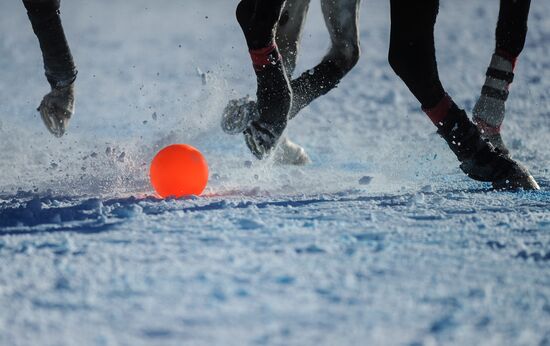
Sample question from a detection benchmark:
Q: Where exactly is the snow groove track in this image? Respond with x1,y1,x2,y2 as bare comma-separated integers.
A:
2,180,550,236
1,0,549,345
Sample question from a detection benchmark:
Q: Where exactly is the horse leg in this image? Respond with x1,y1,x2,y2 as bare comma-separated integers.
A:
236,0,292,159
289,0,361,120
23,0,77,137
387,0,444,111
275,0,311,76
473,0,532,154
388,0,538,189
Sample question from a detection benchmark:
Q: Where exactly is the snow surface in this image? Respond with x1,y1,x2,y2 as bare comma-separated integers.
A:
1,0,549,345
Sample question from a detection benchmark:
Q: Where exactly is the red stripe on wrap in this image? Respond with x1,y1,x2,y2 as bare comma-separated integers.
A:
249,41,281,70
423,94,453,126
474,118,501,136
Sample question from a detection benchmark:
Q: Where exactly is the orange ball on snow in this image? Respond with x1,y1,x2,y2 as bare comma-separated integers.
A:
149,144,209,198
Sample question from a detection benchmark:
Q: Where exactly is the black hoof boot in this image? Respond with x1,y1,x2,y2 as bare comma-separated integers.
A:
437,104,539,191
221,96,259,135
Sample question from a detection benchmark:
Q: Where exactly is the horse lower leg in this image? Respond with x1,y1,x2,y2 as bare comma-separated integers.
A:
388,0,445,114
471,0,531,151
23,0,77,88
236,0,292,159
288,0,361,120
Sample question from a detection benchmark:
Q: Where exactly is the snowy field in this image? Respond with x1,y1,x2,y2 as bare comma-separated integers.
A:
1,0,549,345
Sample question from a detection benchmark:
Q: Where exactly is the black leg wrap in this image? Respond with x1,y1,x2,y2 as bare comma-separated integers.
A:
24,0,77,88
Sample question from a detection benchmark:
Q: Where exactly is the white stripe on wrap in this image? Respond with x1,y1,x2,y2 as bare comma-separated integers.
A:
490,54,513,73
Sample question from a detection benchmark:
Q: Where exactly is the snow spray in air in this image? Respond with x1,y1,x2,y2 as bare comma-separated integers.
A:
149,144,209,198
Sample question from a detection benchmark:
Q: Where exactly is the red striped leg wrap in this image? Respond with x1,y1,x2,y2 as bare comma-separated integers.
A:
423,94,453,126
249,41,282,71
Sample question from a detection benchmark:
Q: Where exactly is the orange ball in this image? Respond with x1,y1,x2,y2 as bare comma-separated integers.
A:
149,144,209,198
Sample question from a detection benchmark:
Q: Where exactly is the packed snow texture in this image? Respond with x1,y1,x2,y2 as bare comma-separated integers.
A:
1,0,549,345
